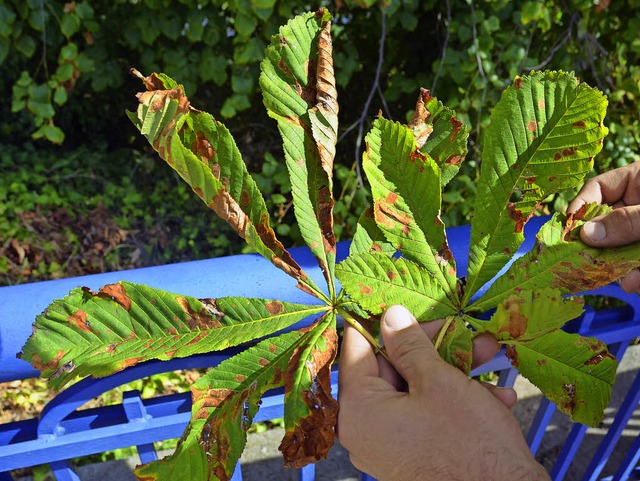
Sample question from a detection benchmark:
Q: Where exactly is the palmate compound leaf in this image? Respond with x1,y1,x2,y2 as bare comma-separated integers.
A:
279,311,338,467
474,203,640,311
361,115,458,299
135,330,305,481
260,9,338,298
464,71,609,305
474,289,616,426
335,252,457,320
18,281,327,390
127,70,323,299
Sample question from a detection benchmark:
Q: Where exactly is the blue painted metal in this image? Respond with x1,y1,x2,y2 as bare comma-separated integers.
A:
527,398,557,455
2,220,640,480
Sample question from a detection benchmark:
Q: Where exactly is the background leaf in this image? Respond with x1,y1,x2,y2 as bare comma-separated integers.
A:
19,281,326,390
465,71,608,304
336,252,457,320
260,10,337,298
134,330,305,481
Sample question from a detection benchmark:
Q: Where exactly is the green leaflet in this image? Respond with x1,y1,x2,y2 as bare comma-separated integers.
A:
408,88,469,187
260,10,338,298
475,289,585,341
475,204,640,311
279,311,338,468
435,316,473,375
503,331,616,427
128,71,322,298
134,330,306,481
363,116,457,297
464,71,608,304
335,252,457,320
18,281,326,390
349,207,395,256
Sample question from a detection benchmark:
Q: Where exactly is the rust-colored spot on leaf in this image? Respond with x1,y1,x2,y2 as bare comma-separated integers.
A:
537,359,547,367
527,120,537,133
449,117,463,141
454,349,472,374
68,309,92,333
549,176,557,182
193,388,234,419
385,192,398,204
269,343,278,354
360,285,372,296
514,76,523,89
506,202,528,233
31,350,66,373
177,297,222,329
374,199,413,232
498,297,528,339
572,120,587,128
561,383,577,414
265,300,285,316
584,350,615,366
258,358,270,367
503,247,512,255
526,176,536,185
387,270,397,280
505,345,519,367
99,283,132,311
235,374,246,382
562,147,577,157
120,356,145,370
538,99,545,110
280,36,287,47
446,154,463,165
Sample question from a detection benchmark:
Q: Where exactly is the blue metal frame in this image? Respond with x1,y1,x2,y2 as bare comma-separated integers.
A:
1,221,640,480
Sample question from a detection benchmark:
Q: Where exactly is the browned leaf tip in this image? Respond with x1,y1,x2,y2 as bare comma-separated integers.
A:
130,68,166,91
279,327,339,468
408,88,435,149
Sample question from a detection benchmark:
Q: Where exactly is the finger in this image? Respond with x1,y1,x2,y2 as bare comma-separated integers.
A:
481,382,518,409
339,320,379,395
568,163,640,213
377,355,407,391
619,269,640,294
380,305,439,391
471,333,500,369
579,205,640,247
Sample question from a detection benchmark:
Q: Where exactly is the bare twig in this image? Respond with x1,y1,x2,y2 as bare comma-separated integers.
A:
527,13,579,71
431,0,452,95
469,0,488,142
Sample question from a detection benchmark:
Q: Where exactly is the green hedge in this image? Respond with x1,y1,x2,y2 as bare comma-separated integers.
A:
1,0,639,284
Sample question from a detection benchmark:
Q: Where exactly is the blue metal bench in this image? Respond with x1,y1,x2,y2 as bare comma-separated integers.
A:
2,218,640,481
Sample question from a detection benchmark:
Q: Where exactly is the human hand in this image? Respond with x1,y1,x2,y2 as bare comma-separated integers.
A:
338,305,550,481
568,162,640,293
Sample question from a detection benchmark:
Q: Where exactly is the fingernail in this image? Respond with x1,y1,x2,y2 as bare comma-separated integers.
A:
382,305,415,331
582,221,606,243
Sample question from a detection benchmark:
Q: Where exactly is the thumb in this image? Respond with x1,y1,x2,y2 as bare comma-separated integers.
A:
380,305,439,391
580,206,640,247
